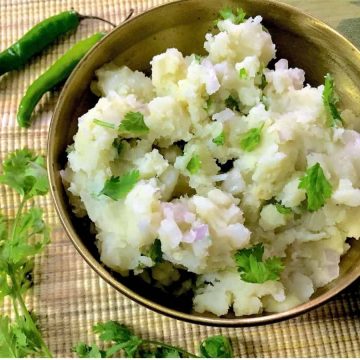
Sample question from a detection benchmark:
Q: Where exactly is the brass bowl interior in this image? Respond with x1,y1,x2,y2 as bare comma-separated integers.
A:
48,0,360,326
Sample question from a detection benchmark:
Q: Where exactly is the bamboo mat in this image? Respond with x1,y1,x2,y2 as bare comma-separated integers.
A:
0,0,360,357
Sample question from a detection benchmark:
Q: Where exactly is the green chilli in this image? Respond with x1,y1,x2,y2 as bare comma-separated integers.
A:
17,32,105,128
0,10,115,77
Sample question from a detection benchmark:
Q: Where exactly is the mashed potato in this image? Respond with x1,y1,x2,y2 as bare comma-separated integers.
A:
62,10,360,317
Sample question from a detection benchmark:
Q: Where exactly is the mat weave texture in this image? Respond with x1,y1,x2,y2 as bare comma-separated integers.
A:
0,0,360,357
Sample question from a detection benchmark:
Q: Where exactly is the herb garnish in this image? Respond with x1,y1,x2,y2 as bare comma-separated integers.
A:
239,68,248,79
234,243,284,284
0,149,53,357
100,170,140,201
212,131,225,146
322,73,343,127
186,155,202,175
74,321,233,358
298,163,333,212
218,8,246,25
118,111,149,134
239,124,264,152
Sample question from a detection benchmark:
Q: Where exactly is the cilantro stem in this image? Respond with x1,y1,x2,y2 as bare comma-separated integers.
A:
142,340,199,358
8,196,53,358
9,270,53,358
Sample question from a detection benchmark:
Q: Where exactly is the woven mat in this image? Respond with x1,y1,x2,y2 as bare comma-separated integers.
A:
0,0,360,357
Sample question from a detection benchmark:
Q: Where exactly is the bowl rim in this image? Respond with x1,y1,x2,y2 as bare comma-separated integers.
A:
48,0,360,327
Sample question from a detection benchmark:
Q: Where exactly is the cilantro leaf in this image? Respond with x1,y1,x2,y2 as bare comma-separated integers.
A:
225,95,240,112
148,239,163,264
239,68,248,79
218,7,246,24
74,343,105,358
93,119,116,129
239,124,264,152
93,321,134,343
234,243,284,283
118,112,149,134
186,155,202,174
323,74,343,127
0,149,48,198
194,54,203,63
212,131,225,146
298,163,333,212
100,170,140,201
200,336,233,358
2,207,50,265
275,203,292,215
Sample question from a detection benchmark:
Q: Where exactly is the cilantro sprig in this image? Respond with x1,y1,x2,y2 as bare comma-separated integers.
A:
0,149,53,357
93,111,149,136
298,163,333,212
234,243,284,283
186,154,202,174
322,74,343,127
74,321,233,358
100,170,140,201
218,7,246,25
212,131,225,146
239,124,264,152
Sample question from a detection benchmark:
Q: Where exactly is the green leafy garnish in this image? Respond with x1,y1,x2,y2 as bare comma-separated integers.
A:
118,112,149,134
100,170,140,201
74,343,105,358
323,73,343,127
0,149,53,357
186,155,202,174
239,124,264,152
225,95,240,112
212,131,225,146
200,336,233,358
112,138,124,155
194,54,203,63
218,7,246,24
148,239,163,264
234,243,284,283
0,149,48,198
239,68,248,79
93,119,116,129
74,321,233,358
260,73,268,89
298,163,333,212
275,203,292,215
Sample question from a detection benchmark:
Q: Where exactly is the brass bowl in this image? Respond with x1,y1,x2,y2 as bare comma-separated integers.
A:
48,0,360,326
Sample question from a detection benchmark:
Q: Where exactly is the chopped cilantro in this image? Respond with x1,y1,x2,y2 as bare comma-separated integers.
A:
148,239,163,264
234,243,284,283
186,154,202,174
323,73,343,127
218,7,246,24
200,336,233,358
239,68,248,79
275,203,292,215
118,111,149,134
298,163,333,212
260,73,268,89
100,170,140,201
225,95,240,112
239,124,264,152
194,54,203,63
212,131,225,146
93,119,116,129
